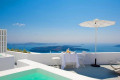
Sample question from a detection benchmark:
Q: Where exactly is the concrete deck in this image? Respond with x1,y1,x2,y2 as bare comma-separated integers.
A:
64,65,120,80
0,59,98,80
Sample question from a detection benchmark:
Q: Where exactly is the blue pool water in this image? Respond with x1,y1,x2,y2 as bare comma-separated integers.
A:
0,68,70,80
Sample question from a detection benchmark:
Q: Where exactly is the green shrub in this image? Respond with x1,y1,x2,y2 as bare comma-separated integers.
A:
23,49,27,53
19,49,22,52
27,51,31,54
7,48,9,51
15,49,18,52
9,48,30,53
15,49,21,52
11,48,14,51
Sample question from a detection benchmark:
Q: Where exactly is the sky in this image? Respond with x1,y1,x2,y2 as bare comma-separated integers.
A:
0,0,120,44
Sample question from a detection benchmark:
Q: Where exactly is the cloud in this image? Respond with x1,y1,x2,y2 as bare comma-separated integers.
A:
13,23,25,27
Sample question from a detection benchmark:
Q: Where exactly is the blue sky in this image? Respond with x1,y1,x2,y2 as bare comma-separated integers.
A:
0,0,120,43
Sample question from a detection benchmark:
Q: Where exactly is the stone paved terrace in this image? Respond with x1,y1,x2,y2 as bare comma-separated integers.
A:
63,65,120,80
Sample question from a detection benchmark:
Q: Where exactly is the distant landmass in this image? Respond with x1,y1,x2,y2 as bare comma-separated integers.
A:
7,43,120,53
29,45,89,53
7,42,57,45
114,45,120,47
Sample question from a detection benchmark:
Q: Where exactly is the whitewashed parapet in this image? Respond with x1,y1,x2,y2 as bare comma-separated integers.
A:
6,51,120,65
7,51,28,62
27,53,61,65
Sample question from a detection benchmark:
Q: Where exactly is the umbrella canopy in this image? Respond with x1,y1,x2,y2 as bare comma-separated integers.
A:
79,19,115,28
79,19,115,67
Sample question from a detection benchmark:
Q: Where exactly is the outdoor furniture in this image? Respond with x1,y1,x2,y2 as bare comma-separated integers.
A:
79,19,115,67
61,53,80,69
110,61,120,74
52,57,60,68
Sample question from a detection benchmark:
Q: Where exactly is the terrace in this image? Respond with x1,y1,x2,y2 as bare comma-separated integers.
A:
1,51,120,80
0,0,120,79
65,65,119,80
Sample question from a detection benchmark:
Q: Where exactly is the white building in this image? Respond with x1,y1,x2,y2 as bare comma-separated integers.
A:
0,29,7,53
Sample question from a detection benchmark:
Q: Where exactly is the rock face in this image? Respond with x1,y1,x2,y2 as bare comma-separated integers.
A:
29,45,89,53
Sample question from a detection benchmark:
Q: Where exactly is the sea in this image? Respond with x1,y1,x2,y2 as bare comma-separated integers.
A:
7,43,120,53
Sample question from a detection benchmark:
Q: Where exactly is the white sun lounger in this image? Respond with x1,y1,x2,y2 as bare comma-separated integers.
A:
110,62,120,74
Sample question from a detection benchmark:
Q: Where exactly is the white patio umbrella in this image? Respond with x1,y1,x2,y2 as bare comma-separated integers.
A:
79,19,115,67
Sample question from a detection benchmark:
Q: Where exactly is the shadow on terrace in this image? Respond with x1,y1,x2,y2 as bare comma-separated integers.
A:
65,65,119,80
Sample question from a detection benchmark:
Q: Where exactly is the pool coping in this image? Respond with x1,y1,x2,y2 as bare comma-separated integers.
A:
0,59,99,80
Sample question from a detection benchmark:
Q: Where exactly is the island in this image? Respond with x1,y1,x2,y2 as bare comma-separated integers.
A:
29,45,89,53
114,45,120,47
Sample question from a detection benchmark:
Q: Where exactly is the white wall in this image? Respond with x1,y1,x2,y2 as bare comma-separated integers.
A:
17,60,29,68
96,52,120,64
0,54,14,71
28,53,62,65
7,51,120,65
7,51,28,62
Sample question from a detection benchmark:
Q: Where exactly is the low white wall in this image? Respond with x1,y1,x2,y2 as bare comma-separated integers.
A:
96,52,120,64
28,53,62,65
7,51,28,62
17,60,29,68
7,51,120,65
0,54,14,71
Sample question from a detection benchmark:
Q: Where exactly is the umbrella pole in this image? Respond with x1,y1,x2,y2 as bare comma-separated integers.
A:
91,27,100,67
95,27,97,57
95,27,97,65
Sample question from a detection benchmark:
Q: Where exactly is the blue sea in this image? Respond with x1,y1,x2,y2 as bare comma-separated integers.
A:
7,43,120,53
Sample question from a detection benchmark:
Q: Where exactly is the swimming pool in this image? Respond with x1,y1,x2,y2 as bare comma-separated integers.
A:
0,68,71,80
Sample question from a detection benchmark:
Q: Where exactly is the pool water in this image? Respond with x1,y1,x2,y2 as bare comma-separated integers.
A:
13,72,57,80
0,68,70,80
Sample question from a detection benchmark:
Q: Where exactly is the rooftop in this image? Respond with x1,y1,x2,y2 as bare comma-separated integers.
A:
1,52,120,80
64,65,119,80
